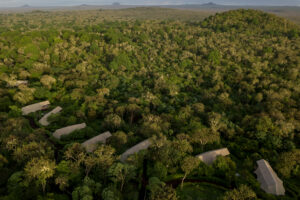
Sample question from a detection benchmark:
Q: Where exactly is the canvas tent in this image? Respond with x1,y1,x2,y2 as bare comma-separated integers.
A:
53,123,86,139
22,101,50,115
196,148,230,165
82,131,112,152
7,80,28,87
39,106,62,126
255,159,285,195
120,139,151,162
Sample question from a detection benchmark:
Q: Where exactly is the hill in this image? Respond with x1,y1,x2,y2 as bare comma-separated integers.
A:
201,9,300,37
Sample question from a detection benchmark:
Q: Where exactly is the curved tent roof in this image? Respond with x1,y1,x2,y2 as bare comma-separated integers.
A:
7,80,28,87
53,123,86,139
22,101,50,115
82,131,112,152
196,148,230,165
255,159,285,195
120,139,151,162
39,106,62,126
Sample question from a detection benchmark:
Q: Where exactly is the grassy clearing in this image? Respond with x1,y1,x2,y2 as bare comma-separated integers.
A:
176,182,226,200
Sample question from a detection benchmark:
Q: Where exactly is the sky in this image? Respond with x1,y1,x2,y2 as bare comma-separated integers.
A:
0,0,300,7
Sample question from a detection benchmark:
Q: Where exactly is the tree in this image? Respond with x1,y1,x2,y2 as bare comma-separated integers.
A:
126,103,140,124
190,127,220,146
108,163,136,191
208,112,223,133
115,105,126,120
276,149,300,178
84,145,116,176
147,162,168,180
13,85,35,104
141,114,168,137
149,135,193,172
24,157,56,192
72,185,93,200
13,141,54,164
55,160,79,191
72,177,102,200
213,156,237,183
64,143,86,168
40,75,56,89
180,156,199,189
222,185,257,200
208,50,221,65
192,102,205,114
147,177,178,200
104,114,122,130
6,171,35,200
102,186,121,200
107,131,128,152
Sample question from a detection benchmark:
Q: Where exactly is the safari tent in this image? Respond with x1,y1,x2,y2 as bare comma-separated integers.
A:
39,106,62,126
22,100,50,115
255,159,285,195
8,80,28,87
53,123,86,139
82,131,112,152
196,148,230,165
120,139,151,162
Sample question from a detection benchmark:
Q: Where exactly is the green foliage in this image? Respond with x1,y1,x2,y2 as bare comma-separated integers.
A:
147,178,178,200
276,149,300,178
101,186,121,200
24,157,56,192
108,162,136,191
180,156,200,188
147,162,168,180
72,177,102,200
177,182,225,200
222,184,257,200
212,156,237,184
8,105,22,117
201,9,299,36
72,185,93,200
208,50,221,65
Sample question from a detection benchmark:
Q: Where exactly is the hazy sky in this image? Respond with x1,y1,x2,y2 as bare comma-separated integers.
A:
0,0,300,7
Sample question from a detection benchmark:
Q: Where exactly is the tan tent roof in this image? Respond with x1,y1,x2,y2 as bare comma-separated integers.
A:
38,106,62,126
120,139,151,162
22,101,50,115
82,131,112,152
196,148,230,165
7,80,28,87
53,123,86,139
255,159,285,195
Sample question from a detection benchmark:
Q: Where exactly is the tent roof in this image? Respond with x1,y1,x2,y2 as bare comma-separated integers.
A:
196,148,230,165
82,131,112,152
39,106,62,126
53,123,86,139
255,159,285,195
7,80,28,87
22,100,50,115
120,139,151,162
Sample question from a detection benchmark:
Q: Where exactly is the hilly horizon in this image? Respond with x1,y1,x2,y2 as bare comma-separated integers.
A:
0,6,299,200
0,0,300,7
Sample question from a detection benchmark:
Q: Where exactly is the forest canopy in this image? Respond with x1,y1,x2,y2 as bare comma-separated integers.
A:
0,8,300,200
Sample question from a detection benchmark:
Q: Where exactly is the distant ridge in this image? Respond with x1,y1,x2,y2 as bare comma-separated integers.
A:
21,4,30,8
200,2,218,7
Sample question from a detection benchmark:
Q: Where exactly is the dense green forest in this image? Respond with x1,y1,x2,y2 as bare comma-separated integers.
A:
0,8,300,200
